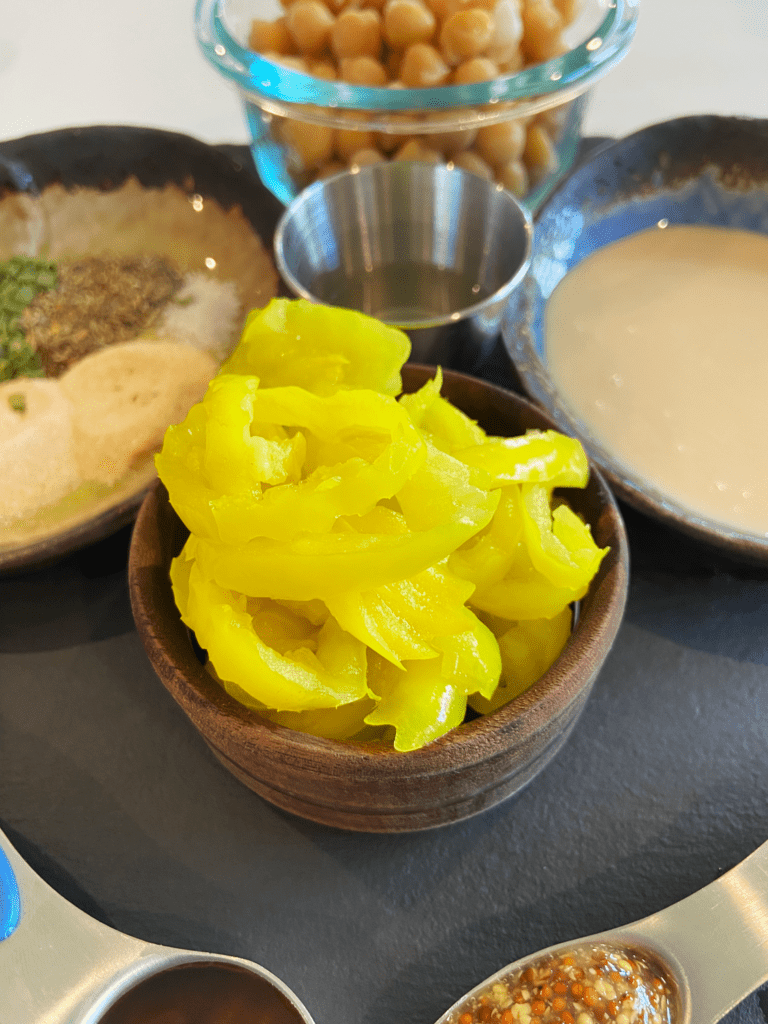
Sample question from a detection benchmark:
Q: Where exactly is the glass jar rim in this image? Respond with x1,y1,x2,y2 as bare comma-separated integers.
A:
195,0,639,114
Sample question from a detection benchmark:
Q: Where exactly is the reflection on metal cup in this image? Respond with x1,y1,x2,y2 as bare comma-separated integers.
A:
274,161,532,368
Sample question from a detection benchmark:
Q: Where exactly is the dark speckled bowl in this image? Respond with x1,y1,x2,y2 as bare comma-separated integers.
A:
502,114,768,564
0,125,283,574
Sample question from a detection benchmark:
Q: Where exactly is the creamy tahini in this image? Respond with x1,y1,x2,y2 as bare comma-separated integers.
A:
545,224,768,536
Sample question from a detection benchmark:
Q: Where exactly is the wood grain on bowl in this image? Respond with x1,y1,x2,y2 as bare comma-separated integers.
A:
129,366,629,832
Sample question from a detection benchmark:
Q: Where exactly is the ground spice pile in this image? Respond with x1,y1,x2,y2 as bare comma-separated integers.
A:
20,254,183,377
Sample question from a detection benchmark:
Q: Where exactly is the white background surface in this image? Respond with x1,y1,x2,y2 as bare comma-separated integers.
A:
1,0,767,148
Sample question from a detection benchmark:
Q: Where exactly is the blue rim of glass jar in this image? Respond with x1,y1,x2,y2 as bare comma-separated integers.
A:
195,0,639,114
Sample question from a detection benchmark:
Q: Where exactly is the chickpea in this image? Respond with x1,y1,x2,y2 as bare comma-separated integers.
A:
422,0,451,21
308,58,338,79
497,158,528,196
385,49,402,79
399,42,450,86
451,149,494,180
486,0,523,64
249,17,295,55
315,159,347,179
425,111,477,153
377,86,423,143
383,0,437,49
452,56,499,84
394,138,443,162
496,48,524,72
552,0,581,21
523,122,558,178
428,0,495,19
282,119,336,169
339,55,389,84
335,125,377,159
521,0,565,62
331,9,383,59
433,126,478,153
474,118,526,165
376,128,407,153
439,8,495,64
263,51,310,73
348,147,387,167
285,0,335,55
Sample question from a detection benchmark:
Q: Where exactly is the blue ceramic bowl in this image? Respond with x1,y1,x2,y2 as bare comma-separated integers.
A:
502,114,768,562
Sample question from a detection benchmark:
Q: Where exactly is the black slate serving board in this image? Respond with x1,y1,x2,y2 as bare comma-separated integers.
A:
0,134,766,1024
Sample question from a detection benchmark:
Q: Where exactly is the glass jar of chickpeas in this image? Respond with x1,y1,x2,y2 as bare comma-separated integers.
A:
196,0,638,207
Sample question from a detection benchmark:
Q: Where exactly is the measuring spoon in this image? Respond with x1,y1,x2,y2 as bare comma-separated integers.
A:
0,826,315,1024
436,837,768,1024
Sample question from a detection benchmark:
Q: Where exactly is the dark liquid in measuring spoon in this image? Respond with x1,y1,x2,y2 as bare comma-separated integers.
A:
97,962,303,1024
310,262,492,322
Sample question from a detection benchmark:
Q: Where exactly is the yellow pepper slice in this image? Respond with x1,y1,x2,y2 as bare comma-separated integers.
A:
361,604,501,750
172,544,369,711
155,402,220,540
158,378,428,544
461,486,605,619
211,388,426,543
395,439,499,532
521,482,608,590
432,609,501,700
455,430,588,488
160,300,609,750
470,565,584,620
219,298,411,397
449,485,524,591
192,508,493,602
202,375,306,492
468,606,572,714
365,653,468,752
258,696,379,740
191,441,498,600
326,586,437,666
326,563,476,667
399,368,487,453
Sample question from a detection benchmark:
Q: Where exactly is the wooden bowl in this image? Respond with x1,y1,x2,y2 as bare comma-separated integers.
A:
128,366,629,832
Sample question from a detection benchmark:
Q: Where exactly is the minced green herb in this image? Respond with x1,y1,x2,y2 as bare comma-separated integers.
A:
7,393,26,413
0,255,58,381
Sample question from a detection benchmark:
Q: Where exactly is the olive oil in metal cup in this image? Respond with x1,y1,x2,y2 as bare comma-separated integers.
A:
274,161,533,368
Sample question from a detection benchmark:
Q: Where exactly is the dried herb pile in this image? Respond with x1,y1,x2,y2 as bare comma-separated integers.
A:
0,256,57,381
20,255,183,377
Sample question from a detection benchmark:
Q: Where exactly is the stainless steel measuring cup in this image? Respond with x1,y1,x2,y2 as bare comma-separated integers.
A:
0,826,314,1024
274,161,533,369
435,837,768,1024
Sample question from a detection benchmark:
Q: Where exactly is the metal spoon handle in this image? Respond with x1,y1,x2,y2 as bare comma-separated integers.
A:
615,839,768,1024
1,828,317,1024
0,827,151,1024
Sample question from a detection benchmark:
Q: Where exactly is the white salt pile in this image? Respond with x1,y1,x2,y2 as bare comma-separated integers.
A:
154,272,242,362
